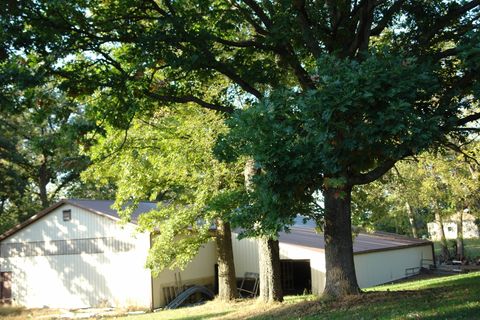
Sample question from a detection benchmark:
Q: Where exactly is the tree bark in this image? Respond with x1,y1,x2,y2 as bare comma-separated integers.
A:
244,158,283,303
258,237,283,302
323,186,361,298
456,211,464,260
38,161,50,208
215,219,238,301
405,201,418,238
435,213,450,261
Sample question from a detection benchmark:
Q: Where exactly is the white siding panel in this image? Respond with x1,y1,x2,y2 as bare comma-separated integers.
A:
3,205,137,243
231,234,260,275
0,205,152,308
151,241,217,308
279,243,326,295
231,235,327,295
231,233,432,296
354,245,434,288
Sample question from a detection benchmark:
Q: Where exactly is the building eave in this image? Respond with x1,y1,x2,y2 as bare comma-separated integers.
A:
0,199,132,242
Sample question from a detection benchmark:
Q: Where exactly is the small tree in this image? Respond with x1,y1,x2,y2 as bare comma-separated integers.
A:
0,55,95,231
83,106,245,300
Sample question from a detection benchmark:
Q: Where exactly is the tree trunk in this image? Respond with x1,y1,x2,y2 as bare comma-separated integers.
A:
323,186,361,298
244,159,283,303
258,237,283,302
435,213,450,261
215,219,238,301
405,201,418,238
38,161,50,208
456,211,464,260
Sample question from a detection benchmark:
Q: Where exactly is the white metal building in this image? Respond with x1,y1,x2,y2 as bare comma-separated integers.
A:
232,223,435,295
428,212,479,241
0,199,434,309
0,199,216,309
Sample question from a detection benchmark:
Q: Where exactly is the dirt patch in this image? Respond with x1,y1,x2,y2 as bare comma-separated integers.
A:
0,306,147,319
0,307,60,320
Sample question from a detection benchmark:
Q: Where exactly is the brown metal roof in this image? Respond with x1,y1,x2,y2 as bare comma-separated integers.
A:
67,199,158,222
0,199,158,241
279,225,432,254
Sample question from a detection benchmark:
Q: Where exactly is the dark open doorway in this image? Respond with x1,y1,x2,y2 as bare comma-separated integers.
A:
280,259,311,295
0,272,12,304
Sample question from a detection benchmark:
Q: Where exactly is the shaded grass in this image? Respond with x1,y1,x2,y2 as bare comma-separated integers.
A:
119,272,480,320
0,306,61,320
0,306,24,317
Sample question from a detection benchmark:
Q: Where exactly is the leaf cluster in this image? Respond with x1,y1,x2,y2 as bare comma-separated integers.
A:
83,105,245,272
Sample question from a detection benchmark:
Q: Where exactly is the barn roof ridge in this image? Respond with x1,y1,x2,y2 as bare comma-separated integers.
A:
0,198,158,241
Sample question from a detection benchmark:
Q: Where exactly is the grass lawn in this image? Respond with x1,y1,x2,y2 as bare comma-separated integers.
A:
433,238,480,259
0,306,61,320
117,272,480,320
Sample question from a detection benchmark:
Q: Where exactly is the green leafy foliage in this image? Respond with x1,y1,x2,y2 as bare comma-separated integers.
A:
83,106,245,274
3,0,480,295
352,144,480,237
0,55,102,233
216,51,448,234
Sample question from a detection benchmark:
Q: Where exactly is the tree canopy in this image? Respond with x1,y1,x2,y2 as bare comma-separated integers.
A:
0,54,105,232
2,0,480,298
83,105,245,274
352,143,480,237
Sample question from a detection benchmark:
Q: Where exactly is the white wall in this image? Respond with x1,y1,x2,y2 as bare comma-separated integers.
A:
279,243,326,295
0,204,152,308
231,235,259,275
231,233,326,295
151,241,217,308
232,233,433,296
354,245,434,288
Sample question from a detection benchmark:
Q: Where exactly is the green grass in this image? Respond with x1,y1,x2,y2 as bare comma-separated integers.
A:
119,272,480,320
433,238,480,259
0,306,24,317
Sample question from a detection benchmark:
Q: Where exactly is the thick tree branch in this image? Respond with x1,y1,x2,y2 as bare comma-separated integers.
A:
91,47,128,76
453,127,480,131
348,158,398,185
211,62,263,99
371,0,406,36
326,0,347,36
275,45,317,90
455,112,480,127
242,0,273,29
145,91,234,114
421,0,480,45
434,47,459,60
49,171,81,200
146,0,169,16
229,1,269,36
293,0,322,58
348,0,376,55
213,37,273,51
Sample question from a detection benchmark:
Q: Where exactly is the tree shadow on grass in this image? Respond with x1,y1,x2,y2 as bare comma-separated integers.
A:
246,285,480,320
417,304,480,320
175,311,230,319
